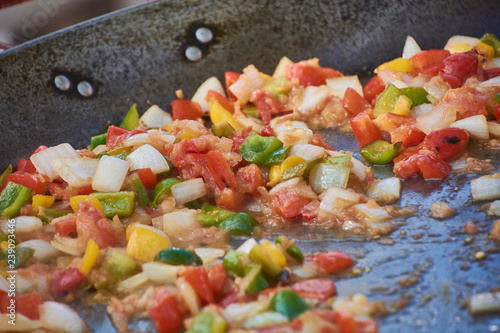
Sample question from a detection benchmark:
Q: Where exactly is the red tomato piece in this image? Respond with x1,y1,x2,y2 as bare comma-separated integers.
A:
54,215,77,237
350,111,383,147
301,200,319,221
2,173,46,195
311,134,335,150
440,73,462,89
270,189,311,219
0,292,44,320
251,89,283,125
409,49,450,70
442,54,479,83
206,89,234,113
106,125,147,147
147,289,183,333
218,287,252,307
136,168,158,188
47,182,77,200
49,266,84,296
208,262,227,295
17,158,28,173
393,149,450,180
334,310,358,333
77,185,95,195
321,67,344,80
357,318,379,333
423,128,469,161
236,164,266,195
343,87,372,115
206,150,237,192
21,145,48,174
171,99,203,121
390,123,426,147
260,126,276,137
180,266,214,304
76,200,116,249
308,250,354,274
494,105,500,121
225,71,240,102
286,59,342,87
216,188,245,212
291,278,337,302
230,126,252,153
484,68,500,80
363,75,386,103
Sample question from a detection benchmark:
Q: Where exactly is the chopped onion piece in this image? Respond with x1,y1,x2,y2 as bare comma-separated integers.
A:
469,292,500,315
410,103,433,118
471,173,500,201
298,85,331,113
244,64,266,91
18,240,61,262
126,144,169,174
309,163,350,193
408,73,429,88
139,105,172,128
416,104,456,134
39,301,87,333
229,75,252,105
450,115,489,140
0,313,42,331
245,311,289,329
319,187,360,213
272,120,313,142
160,209,199,238
273,56,294,78
0,276,8,292
236,238,257,254
353,203,392,223
402,35,421,59
116,272,149,291
289,144,325,161
16,276,34,294
224,301,266,324
483,58,500,70
487,200,500,216
191,77,226,114
423,76,450,103
171,178,206,204
326,75,363,98
194,248,225,266
377,68,401,85
391,80,408,89
365,177,401,204
51,157,99,187
269,177,302,195
480,75,500,87
92,155,129,192
444,35,480,51
177,277,199,315
51,235,84,256
488,122,500,138
142,262,180,284
30,143,80,180
2,216,42,234
121,133,150,147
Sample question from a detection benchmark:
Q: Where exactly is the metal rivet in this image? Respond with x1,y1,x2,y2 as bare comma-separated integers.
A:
77,81,94,97
195,27,213,44
54,75,71,91
185,46,202,62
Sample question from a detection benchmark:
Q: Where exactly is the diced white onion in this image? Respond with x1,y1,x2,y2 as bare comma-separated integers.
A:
488,122,500,138
292,264,317,279
487,200,500,216
416,104,456,134
51,157,99,187
326,75,363,99
309,163,350,193
116,272,149,291
177,277,200,315
17,240,61,262
171,178,206,204
126,144,169,174
349,156,368,181
298,85,331,113
142,262,180,284
0,276,8,292
469,292,500,315
444,35,481,51
39,301,87,333
194,248,225,266
244,64,266,92
272,120,313,142
30,143,80,180
139,105,172,128
224,301,266,324
245,311,289,329
236,238,258,254
269,177,302,196
160,209,199,238
121,133,151,147
391,80,408,89
353,203,392,223
365,178,401,204
229,75,252,105
2,216,42,234
51,234,84,256
480,75,500,87
319,187,360,213
423,76,450,102
157,130,176,144
289,144,325,161
0,313,42,331
450,115,489,140
377,68,401,85
410,103,433,118
273,56,294,78
402,35,421,59
408,73,430,88
92,155,129,192
16,276,33,294
191,77,226,114
471,173,500,201
483,58,500,70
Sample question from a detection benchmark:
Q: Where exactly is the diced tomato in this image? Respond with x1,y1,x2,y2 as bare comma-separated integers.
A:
441,53,479,85
171,99,203,121
343,88,372,115
308,250,354,274
54,215,77,237
147,289,183,333
75,200,116,249
270,189,311,219
311,134,335,150
179,266,214,304
334,310,358,333
47,182,75,200
409,49,450,70
208,262,227,295
236,164,266,195
423,128,469,161
50,266,84,296
2,173,46,194
321,67,344,80
350,111,383,147
260,126,276,137
390,123,426,147
136,168,157,188
216,188,245,212
106,125,147,147
205,150,237,191
440,74,462,89
301,200,319,221
484,68,500,80
20,145,48,174
206,89,234,113
77,185,95,195
225,71,241,101
0,292,44,320
495,105,500,121
218,287,252,307
286,59,342,87
17,158,28,173
291,278,337,302
357,318,379,333
393,149,450,179
363,75,386,103
230,126,252,153
251,89,283,125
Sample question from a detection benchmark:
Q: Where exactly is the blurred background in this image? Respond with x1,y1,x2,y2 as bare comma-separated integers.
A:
0,0,145,49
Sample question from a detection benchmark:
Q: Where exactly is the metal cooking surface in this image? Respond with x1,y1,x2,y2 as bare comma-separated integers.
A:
0,0,499,332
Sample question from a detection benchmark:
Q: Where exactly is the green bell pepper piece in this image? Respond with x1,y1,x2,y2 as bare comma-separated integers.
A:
38,208,72,223
495,93,500,103
90,191,135,218
243,262,270,294
481,33,500,57
360,140,402,165
91,247,139,290
132,178,149,207
263,77,291,99
219,213,256,236
373,84,404,118
187,310,228,333
239,134,283,164
401,87,429,107
281,158,321,181
211,121,235,138
242,104,260,119
270,290,308,320
151,178,183,207
0,182,31,217
249,244,282,277
120,103,139,130
155,248,203,266
196,204,237,227
0,165,12,187
185,198,203,209
325,155,351,165
274,237,303,262
89,133,107,150
222,249,245,277
262,146,291,166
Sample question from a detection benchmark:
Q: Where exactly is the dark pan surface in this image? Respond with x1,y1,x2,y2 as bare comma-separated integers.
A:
1,0,500,332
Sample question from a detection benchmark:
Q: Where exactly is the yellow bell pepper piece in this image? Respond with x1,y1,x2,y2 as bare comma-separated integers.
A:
69,195,105,213
260,72,272,80
376,57,415,73
126,224,170,262
125,222,140,241
393,95,413,117
209,101,245,131
449,42,473,54
476,42,495,60
80,239,99,275
32,195,55,214
261,241,286,267
268,156,306,186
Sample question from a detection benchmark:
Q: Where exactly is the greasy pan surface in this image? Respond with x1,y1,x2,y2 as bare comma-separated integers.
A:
1,0,500,331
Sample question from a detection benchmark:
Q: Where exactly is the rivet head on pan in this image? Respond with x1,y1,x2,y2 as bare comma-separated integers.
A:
77,81,94,97
185,46,202,62
54,75,71,91
195,27,213,44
